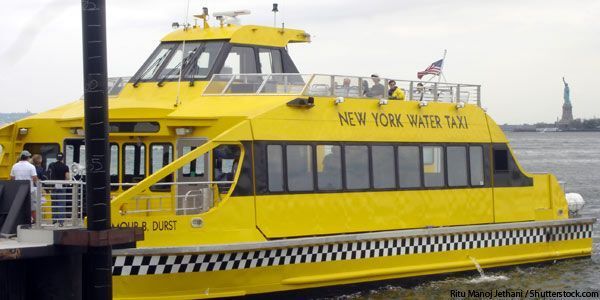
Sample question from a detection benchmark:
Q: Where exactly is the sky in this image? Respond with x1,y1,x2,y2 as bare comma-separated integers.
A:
0,0,599,124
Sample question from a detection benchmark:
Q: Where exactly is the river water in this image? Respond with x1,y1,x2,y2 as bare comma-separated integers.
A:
321,132,600,299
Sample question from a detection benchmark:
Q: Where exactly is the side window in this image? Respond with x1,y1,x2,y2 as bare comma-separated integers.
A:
494,149,509,172
182,146,205,178
345,145,369,190
316,145,342,191
423,146,445,187
79,145,86,168
213,145,241,193
469,146,485,186
286,145,313,192
258,48,283,74
372,146,396,189
447,146,468,187
64,139,86,180
397,146,421,188
65,144,75,166
267,145,284,192
219,46,257,74
150,143,173,191
110,143,119,191
122,144,146,190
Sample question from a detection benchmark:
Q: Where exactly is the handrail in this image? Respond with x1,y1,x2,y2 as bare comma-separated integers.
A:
33,180,85,228
110,181,234,187
202,73,482,106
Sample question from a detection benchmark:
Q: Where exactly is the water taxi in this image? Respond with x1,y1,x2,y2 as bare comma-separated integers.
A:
0,10,594,299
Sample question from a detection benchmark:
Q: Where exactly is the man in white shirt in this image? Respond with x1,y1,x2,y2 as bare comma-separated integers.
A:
10,150,38,220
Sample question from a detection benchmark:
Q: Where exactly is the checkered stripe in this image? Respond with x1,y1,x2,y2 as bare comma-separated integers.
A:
112,223,593,276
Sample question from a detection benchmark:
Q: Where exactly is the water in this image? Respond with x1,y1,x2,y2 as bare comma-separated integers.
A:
317,132,600,299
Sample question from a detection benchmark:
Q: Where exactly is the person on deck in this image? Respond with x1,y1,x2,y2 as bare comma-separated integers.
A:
47,152,70,225
388,80,405,100
31,154,47,180
367,74,384,98
10,150,38,221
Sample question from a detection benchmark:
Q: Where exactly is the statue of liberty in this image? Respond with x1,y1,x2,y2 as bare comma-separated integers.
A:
563,77,571,106
560,76,573,124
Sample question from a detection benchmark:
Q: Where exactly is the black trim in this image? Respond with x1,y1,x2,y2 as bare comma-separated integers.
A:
254,141,495,196
231,142,254,196
281,48,300,73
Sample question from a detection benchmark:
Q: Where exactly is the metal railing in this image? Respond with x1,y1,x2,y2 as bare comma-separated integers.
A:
33,180,85,228
31,180,236,225
203,73,482,106
118,181,234,216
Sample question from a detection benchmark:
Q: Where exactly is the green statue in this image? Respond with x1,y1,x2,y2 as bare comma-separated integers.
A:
563,76,571,106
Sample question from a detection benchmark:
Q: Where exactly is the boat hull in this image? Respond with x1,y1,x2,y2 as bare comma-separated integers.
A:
112,218,594,299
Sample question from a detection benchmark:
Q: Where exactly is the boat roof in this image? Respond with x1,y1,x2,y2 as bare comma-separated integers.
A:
161,25,311,47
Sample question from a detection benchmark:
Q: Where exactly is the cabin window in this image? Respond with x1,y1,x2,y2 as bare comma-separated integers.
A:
397,146,421,188
213,145,241,193
110,144,119,189
23,143,59,170
447,146,468,187
469,146,485,186
60,140,119,190
189,42,224,79
345,145,370,190
316,145,342,191
258,48,283,74
372,146,396,189
79,145,86,168
286,145,314,192
156,42,202,80
494,149,509,172
423,146,445,187
220,46,257,74
65,143,85,167
150,143,173,191
267,145,284,192
181,146,205,178
122,144,146,190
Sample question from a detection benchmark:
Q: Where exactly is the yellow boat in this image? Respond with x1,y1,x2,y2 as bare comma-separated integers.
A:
0,10,594,299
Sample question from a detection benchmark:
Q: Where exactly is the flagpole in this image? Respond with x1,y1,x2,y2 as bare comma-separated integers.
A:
438,49,447,83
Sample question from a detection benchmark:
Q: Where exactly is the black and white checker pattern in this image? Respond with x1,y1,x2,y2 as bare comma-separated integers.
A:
112,223,593,276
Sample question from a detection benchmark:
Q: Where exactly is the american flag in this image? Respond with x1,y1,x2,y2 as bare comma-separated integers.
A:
417,59,444,79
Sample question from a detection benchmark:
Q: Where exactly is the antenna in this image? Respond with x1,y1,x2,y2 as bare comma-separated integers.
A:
175,0,192,107
272,3,279,27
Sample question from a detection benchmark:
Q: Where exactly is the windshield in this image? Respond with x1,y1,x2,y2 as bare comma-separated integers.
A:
132,41,224,83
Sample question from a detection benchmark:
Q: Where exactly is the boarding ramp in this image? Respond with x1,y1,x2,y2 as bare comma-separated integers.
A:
203,73,482,106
